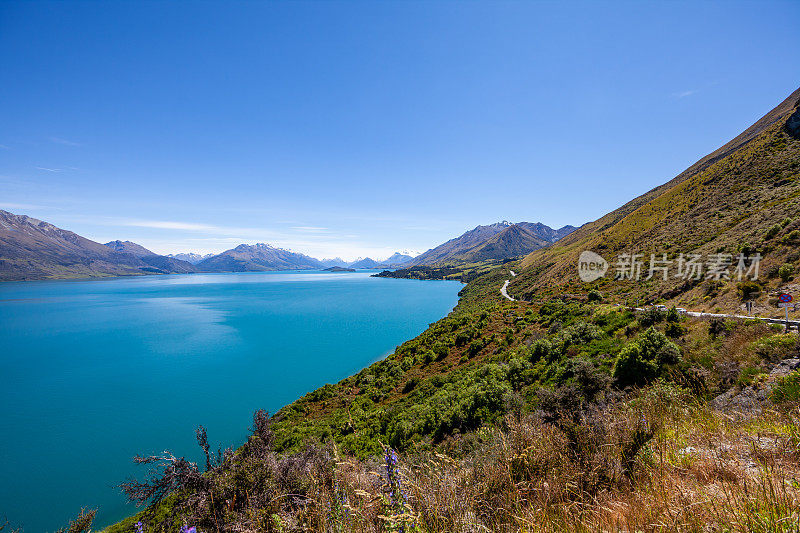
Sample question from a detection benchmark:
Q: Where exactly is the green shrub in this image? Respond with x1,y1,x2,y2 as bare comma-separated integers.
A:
639,307,665,327
432,342,449,360
467,338,486,357
402,377,419,393
554,321,603,348
765,223,782,239
613,342,659,386
455,331,471,346
788,230,800,242
737,280,762,300
587,289,604,303
613,327,680,386
664,321,685,338
528,338,552,362
665,307,680,323
778,263,795,282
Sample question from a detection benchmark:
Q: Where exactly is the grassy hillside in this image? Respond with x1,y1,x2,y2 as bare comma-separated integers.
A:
512,87,800,317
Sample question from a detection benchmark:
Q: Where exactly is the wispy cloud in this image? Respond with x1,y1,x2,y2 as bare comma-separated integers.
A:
0,202,50,211
0,144,10,150
36,166,63,172
291,226,329,232
50,137,81,146
60,214,427,262
672,89,697,99
122,219,220,231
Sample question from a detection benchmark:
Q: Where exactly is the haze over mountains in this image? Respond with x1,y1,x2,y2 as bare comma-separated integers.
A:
0,213,573,281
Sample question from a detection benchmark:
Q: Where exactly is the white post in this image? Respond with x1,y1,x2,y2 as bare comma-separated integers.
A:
787,305,790,333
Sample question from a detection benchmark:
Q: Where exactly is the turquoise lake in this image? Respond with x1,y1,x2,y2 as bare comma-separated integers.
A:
0,271,461,531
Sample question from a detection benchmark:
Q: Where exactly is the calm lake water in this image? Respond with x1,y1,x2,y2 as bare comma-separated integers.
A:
0,270,461,531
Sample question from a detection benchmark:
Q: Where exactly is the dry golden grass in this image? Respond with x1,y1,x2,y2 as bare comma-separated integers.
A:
239,387,800,533
106,384,800,532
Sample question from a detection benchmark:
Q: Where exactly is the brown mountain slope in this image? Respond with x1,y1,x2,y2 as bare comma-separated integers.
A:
0,210,152,280
0,210,197,280
511,86,800,316
408,222,513,265
462,222,575,262
410,221,575,266
104,239,157,257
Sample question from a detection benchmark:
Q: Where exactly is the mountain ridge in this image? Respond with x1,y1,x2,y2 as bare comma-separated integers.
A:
409,221,576,266
196,243,324,272
168,252,215,264
0,210,198,280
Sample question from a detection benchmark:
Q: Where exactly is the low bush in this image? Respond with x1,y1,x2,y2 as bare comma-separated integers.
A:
613,328,680,386
587,289,604,302
778,263,795,282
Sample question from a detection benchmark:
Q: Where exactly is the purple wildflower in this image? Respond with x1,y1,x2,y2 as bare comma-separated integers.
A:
382,446,414,532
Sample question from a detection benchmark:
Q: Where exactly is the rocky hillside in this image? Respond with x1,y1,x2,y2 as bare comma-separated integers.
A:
410,221,574,266
461,222,576,262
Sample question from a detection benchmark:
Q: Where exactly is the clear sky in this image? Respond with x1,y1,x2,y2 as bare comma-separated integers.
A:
1,1,798,260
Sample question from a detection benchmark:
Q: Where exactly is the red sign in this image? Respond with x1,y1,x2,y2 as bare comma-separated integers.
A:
779,293,793,303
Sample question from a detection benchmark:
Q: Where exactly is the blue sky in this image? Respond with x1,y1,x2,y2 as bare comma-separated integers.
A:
1,1,798,260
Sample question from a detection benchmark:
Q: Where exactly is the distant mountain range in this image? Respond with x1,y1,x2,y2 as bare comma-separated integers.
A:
0,210,573,280
167,252,215,264
382,252,416,266
319,253,417,269
407,221,575,266
103,240,199,274
347,257,380,269
318,257,348,268
196,243,324,272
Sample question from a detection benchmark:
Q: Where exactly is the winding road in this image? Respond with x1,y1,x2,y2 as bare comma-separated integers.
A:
498,269,796,328
500,270,517,301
